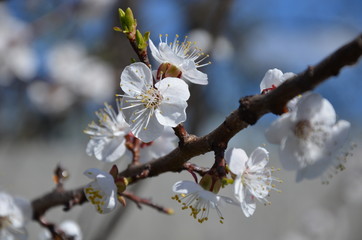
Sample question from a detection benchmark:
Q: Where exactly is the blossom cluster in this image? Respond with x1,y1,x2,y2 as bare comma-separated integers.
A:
83,33,210,213
172,147,280,223
81,29,351,225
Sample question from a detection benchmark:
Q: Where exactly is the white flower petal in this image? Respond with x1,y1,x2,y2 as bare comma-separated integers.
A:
156,101,187,127
234,174,244,202
180,61,208,85
259,68,283,92
280,72,296,82
83,169,118,214
240,188,256,217
13,197,32,224
133,113,165,143
149,39,164,63
93,137,127,163
265,112,294,144
279,135,306,170
120,62,153,96
0,192,30,240
198,189,220,204
83,168,105,179
172,180,202,194
296,93,336,125
158,43,183,65
248,147,269,171
156,77,190,101
226,148,248,175
58,221,82,240
96,173,116,191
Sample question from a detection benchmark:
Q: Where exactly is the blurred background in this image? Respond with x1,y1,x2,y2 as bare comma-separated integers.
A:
1,0,362,239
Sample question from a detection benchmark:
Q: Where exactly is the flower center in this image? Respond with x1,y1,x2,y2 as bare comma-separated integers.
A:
140,88,163,109
294,120,313,140
171,193,224,224
85,186,106,214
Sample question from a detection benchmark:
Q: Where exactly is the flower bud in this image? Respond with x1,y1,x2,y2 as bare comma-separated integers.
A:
136,30,150,50
156,63,182,80
118,8,137,36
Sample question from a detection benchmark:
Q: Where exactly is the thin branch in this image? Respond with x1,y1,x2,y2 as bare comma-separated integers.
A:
121,191,173,214
182,162,209,176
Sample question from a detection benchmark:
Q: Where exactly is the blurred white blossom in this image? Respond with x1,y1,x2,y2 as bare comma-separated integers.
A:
27,81,75,114
0,192,32,240
188,29,234,62
47,42,115,103
0,6,37,86
265,93,350,181
39,220,82,240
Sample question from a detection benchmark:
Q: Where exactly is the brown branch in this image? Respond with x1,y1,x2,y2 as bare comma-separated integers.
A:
31,187,86,220
119,33,362,179
31,33,362,219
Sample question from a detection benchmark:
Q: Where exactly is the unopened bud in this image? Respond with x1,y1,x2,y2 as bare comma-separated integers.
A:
118,8,137,36
136,30,149,50
156,63,182,80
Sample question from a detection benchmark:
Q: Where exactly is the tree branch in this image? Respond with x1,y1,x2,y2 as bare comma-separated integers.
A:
31,33,362,219
119,33,362,179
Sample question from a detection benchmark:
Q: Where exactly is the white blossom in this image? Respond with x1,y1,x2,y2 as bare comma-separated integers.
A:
226,147,279,217
172,180,235,224
84,100,130,162
149,34,209,85
47,42,115,102
0,192,32,240
119,62,190,143
27,81,75,115
138,126,177,163
83,168,118,214
39,220,82,240
0,6,37,86
260,68,298,111
265,92,350,181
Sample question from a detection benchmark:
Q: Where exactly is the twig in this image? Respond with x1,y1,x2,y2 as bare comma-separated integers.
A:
173,124,189,145
182,162,209,176
121,191,173,214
